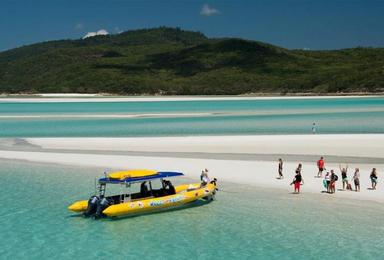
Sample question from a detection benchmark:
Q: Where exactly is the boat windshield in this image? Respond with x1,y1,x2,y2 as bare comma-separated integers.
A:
100,178,176,204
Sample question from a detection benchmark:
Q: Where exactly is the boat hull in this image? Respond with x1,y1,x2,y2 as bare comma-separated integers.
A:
68,182,217,217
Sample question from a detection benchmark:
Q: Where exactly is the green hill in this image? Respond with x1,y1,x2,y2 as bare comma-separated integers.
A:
0,27,383,95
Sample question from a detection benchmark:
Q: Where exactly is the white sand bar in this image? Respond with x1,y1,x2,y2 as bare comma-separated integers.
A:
0,149,382,202
0,134,382,202
26,134,384,158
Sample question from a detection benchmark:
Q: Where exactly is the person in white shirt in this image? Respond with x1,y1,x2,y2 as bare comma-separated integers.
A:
324,172,331,193
200,169,210,186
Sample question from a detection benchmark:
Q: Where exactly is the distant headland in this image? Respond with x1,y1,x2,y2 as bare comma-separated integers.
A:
1,27,383,95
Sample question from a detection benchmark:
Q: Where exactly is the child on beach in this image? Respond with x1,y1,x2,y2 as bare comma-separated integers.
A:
339,164,349,190
317,157,325,178
352,168,360,192
277,158,283,179
370,168,378,190
291,170,304,194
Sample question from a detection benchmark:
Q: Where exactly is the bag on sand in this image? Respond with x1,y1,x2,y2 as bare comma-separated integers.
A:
346,183,352,190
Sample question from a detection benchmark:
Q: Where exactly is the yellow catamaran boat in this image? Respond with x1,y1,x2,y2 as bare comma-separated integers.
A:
68,169,217,218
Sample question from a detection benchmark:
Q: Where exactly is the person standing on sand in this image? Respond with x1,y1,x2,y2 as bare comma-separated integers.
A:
370,168,378,190
329,170,338,194
317,157,325,178
324,172,331,193
352,168,360,192
312,123,316,134
200,169,210,187
339,164,349,190
291,170,304,194
278,158,283,179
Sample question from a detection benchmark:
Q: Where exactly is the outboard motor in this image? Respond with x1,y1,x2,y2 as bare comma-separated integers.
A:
84,195,99,217
95,197,110,219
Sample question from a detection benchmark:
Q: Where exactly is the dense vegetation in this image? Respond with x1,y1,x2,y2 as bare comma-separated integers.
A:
0,27,383,95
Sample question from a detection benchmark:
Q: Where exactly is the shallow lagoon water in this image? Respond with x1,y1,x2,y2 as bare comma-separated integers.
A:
0,97,383,137
1,160,383,259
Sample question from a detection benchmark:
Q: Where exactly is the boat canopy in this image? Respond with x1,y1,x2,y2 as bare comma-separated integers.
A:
99,169,184,184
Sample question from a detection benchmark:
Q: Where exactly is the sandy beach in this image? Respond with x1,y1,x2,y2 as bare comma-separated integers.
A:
0,95,380,103
0,134,383,202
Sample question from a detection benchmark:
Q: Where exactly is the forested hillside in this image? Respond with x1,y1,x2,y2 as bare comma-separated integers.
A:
1,27,383,94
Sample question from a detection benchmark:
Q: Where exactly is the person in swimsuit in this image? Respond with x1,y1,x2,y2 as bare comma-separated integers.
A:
317,157,325,178
370,168,378,190
339,164,349,190
324,172,331,193
352,168,360,192
329,170,337,194
278,158,283,179
291,170,304,194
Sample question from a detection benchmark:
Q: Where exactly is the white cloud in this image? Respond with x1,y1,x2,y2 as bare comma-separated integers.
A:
74,23,84,30
82,29,109,39
200,4,219,16
97,29,109,35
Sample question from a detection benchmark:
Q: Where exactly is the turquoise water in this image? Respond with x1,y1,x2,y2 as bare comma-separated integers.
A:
1,160,383,259
0,97,383,137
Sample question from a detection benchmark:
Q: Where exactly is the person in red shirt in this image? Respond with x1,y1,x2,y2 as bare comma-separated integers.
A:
317,157,325,178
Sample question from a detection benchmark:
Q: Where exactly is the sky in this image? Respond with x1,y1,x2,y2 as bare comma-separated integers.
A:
1,0,384,51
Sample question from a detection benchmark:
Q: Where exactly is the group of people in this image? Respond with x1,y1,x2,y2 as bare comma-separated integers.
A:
277,157,379,194
317,157,379,193
278,159,304,193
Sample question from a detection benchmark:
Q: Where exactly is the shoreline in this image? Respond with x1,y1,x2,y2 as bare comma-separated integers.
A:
0,150,382,203
0,94,382,103
23,134,384,159
0,135,383,203
2,156,383,209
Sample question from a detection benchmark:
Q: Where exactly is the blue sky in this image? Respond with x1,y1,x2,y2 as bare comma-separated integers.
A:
1,0,384,51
